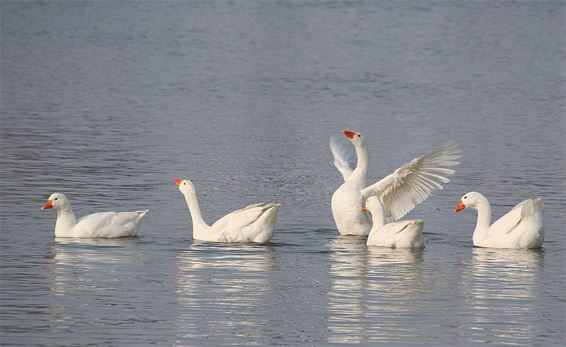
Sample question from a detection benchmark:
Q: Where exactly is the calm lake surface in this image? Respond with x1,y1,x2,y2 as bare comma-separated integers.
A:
1,1,565,346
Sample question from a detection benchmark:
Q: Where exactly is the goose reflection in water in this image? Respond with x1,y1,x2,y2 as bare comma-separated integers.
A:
460,248,545,345
327,236,425,344
49,237,140,294
364,246,425,343
45,237,161,339
175,242,276,345
327,236,369,344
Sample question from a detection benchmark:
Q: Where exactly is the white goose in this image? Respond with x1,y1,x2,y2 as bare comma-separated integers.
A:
454,192,544,249
41,193,148,238
365,196,425,248
173,178,280,243
330,129,461,236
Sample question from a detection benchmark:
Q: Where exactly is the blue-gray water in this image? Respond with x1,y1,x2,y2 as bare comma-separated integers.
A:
1,1,565,346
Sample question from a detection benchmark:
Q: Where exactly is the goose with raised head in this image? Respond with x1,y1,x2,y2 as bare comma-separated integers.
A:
365,196,425,248
173,178,280,243
454,192,544,249
41,193,148,238
330,129,461,236
330,130,371,236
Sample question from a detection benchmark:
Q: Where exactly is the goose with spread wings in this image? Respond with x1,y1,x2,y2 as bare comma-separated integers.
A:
330,130,461,236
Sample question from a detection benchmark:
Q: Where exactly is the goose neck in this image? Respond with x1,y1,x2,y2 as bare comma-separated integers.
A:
367,197,385,228
351,143,369,183
54,206,77,237
183,189,208,232
473,199,492,237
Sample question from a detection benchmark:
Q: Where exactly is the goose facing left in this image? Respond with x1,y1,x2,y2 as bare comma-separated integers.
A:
454,192,544,249
41,193,149,238
173,178,280,243
330,129,461,236
365,196,425,249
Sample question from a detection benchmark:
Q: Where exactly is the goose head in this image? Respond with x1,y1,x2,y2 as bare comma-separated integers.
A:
343,129,366,147
173,177,196,196
454,192,485,212
363,196,380,214
41,193,70,210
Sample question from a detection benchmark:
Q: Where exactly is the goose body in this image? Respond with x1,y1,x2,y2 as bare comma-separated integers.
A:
330,131,371,235
331,184,372,236
330,130,461,236
365,196,425,248
41,193,148,238
173,178,280,243
455,192,544,249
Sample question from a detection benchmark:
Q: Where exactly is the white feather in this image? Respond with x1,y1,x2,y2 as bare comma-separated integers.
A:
42,193,149,238
362,143,461,221
175,180,280,244
330,135,354,182
457,192,544,249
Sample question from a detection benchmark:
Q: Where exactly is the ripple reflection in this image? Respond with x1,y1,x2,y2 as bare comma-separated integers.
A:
175,242,277,345
44,238,172,344
327,236,368,344
460,248,545,345
327,236,426,344
50,237,140,295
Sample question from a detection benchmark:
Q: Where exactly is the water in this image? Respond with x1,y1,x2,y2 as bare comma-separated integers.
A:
1,1,564,346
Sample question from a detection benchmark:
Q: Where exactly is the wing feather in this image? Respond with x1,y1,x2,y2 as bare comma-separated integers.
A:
330,136,354,182
490,199,536,236
211,203,275,233
362,143,461,221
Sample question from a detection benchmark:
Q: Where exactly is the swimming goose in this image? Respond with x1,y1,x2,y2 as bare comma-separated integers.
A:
455,192,544,249
41,193,148,238
365,196,425,248
173,178,280,243
330,129,461,236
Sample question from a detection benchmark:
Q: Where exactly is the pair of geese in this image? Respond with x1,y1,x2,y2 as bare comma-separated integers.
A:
41,130,545,249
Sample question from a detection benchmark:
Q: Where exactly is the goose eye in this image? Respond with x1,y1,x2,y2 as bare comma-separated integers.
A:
183,182,186,185
464,196,467,200
54,198,58,201
357,134,361,137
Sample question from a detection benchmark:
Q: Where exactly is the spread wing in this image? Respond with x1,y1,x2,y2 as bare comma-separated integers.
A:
362,143,461,221
330,136,354,181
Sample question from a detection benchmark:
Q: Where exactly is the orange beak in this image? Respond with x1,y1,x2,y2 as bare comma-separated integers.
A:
343,130,356,139
172,178,183,187
454,200,465,212
41,200,53,210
